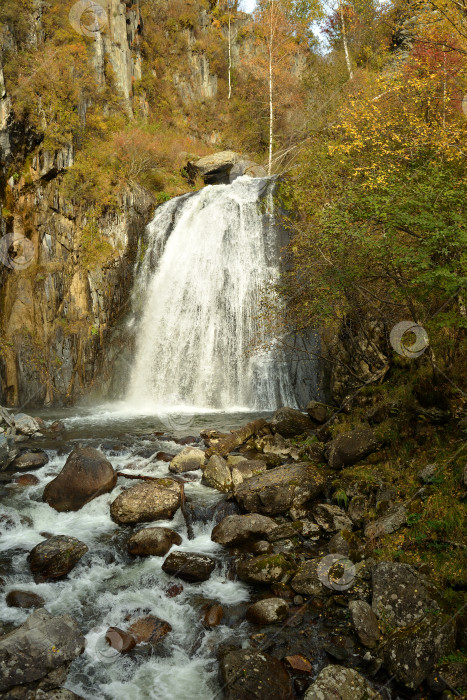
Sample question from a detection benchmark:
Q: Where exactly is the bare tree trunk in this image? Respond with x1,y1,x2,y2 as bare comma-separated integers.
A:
228,8,232,99
339,0,353,80
268,0,274,175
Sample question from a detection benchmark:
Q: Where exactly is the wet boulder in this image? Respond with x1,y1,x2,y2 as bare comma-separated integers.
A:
382,613,456,689
0,608,85,694
246,597,289,625
13,450,49,470
162,551,216,582
28,535,88,581
270,407,315,438
304,665,377,699
15,473,40,486
169,447,205,474
110,479,181,524
220,648,293,700
234,462,326,515
236,553,295,584
105,627,136,654
127,527,182,557
13,413,41,436
6,590,45,609
211,514,276,546
312,503,353,533
325,428,380,469
201,454,232,492
128,615,172,645
0,434,18,470
306,401,330,424
203,604,224,628
372,561,436,628
349,599,380,648
43,447,117,512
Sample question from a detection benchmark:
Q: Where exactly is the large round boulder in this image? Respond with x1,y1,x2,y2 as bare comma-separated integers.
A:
110,479,181,524
169,447,205,474
28,535,88,581
6,590,45,609
325,428,380,469
127,527,182,557
234,462,326,515
211,513,276,546
236,553,295,584
43,447,117,512
270,407,315,438
161,551,216,582
246,597,289,625
13,450,49,470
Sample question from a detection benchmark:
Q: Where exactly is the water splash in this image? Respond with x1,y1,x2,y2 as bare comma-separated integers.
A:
127,177,297,410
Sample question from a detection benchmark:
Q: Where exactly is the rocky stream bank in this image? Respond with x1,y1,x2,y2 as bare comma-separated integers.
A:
0,400,465,699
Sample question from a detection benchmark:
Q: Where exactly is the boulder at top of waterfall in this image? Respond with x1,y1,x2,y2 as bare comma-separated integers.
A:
236,553,295,584
220,648,294,700
201,454,232,492
127,527,182,557
110,479,181,524
6,590,45,609
28,535,88,581
246,597,289,625
234,462,326,515
169,447,205,473
304,665,377,700
0,608,85,693
12,450,49,470
211,513,276,546
382,613,456,689
270,407,315,438
372,561,437,628
325,428,380,469
13,412,41,436
186,151,265,185
43,447,117,512
162,551,216,582
348,599,380,648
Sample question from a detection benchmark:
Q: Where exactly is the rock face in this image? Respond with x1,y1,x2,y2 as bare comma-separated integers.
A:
304,665,377,700
0,609,85,693
246,597,289,625
201,454,232,492
110,479,181,524
382,614,456,688
169,447,205,474
220,649,293,700
234,463,326,515
270,407,315,438
127,527,182,557
312,503,353,532
28,536,88,581
349,600,380,648
211,514,276,546
372,562,436,628
43,447,117,512
161,551,216,582
12,450,49,470
236,553,294,584
325,428,379,468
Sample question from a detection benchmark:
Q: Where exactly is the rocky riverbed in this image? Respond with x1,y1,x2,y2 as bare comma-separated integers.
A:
0,403,465,699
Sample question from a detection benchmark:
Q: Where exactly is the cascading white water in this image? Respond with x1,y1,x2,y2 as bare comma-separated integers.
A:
126,176,297,411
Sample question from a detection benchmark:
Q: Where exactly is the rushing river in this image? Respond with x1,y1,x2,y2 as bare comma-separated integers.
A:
0,407,270,700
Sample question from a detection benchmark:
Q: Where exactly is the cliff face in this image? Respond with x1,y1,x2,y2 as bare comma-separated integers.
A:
0,0,154,407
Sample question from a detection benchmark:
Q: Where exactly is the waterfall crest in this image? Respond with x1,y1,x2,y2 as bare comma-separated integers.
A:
126,176,298,411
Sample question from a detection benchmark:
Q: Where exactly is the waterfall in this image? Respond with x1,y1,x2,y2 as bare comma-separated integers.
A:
126,176,299,411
